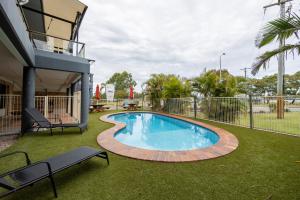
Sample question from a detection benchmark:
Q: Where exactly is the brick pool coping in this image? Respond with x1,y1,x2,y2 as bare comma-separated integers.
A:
97,112,239,162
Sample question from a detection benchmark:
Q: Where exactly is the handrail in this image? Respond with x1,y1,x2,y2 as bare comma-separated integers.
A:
29,31,86,57
28,30,85,45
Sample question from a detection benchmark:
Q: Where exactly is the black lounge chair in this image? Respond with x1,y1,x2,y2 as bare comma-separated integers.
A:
0,146,109,198
25,108,83,135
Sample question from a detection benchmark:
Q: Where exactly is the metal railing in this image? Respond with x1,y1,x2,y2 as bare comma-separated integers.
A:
15,0,86,58
0,95,81,136
90,98,152,111
0,95,22,136
29,31,86,58
35,96,80,124
155,96,300,136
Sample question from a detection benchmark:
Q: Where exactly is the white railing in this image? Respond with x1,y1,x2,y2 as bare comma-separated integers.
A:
0,95,22,136
0,95,81,136
35,96,80,124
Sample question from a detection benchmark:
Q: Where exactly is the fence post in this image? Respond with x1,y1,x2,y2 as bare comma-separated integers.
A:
193,96,197,119
116,99,118,111
249,95,254,129
208,97,212,120
44,96,49,118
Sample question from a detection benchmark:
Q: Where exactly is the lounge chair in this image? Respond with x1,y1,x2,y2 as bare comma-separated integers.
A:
25,108,83,135
0,146,109,198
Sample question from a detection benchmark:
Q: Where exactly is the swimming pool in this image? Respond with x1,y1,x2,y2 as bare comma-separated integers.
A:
108,112,219,151
98,112,238,162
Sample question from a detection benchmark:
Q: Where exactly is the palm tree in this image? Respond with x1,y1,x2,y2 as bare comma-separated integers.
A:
145,74,168,109
251,13,300,75
252,13,300,119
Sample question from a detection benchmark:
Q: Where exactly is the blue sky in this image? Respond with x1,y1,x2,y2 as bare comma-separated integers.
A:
80,0,300,91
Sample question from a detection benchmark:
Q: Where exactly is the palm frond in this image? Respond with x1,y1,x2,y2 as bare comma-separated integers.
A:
256,13,300,48
251,43,300,75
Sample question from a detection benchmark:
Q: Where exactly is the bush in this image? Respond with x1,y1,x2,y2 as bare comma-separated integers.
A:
200,98,246,123
162,98,191,115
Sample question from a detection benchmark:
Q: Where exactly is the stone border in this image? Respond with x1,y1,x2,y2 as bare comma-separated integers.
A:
97,112,239,162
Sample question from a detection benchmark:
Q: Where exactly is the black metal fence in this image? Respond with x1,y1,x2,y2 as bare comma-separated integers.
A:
90,96,300,136
150,96,300,136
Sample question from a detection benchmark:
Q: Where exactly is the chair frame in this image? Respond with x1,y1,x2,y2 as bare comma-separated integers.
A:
0,148,109,198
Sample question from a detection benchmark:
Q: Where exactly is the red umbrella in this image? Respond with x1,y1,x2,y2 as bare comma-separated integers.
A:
129,85,134,99
95,84,101,100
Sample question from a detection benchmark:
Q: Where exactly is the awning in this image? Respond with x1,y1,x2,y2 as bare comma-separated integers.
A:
21,0,87,41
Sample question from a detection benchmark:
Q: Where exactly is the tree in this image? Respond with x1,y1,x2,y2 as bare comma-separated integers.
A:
252,13,300,75
145,74,167,99
144,74,191,110
106,71,136,98
235,76,253,95
193,70,242,123
252,14,300,118
163,76,191,98
192,70,237,97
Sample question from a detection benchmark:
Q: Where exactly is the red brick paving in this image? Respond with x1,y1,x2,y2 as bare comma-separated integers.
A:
97,112,239,162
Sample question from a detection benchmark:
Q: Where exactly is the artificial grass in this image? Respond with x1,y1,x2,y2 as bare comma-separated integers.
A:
0,111,300,200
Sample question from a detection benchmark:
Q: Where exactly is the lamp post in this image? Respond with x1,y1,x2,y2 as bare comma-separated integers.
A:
219,52,226,81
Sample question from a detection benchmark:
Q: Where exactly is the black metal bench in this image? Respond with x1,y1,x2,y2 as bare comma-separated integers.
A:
25,108,83,135
0,146,109,198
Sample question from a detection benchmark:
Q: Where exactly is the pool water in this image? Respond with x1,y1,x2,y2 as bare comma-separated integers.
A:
108,113,220,151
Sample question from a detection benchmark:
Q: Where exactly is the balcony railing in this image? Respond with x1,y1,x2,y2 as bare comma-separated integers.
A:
0,95,81,136
15,1,86,58
29,31,86,58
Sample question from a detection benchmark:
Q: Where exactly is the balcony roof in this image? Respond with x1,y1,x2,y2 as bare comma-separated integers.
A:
21,0,87,41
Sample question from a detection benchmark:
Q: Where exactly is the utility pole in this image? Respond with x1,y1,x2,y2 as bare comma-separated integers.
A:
240,67,251,79
263,0,293,119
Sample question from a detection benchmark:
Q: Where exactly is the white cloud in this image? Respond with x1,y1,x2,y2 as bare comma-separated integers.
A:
80,0,300,91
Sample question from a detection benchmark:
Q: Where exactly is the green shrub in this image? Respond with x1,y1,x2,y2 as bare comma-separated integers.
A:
200,98,246,123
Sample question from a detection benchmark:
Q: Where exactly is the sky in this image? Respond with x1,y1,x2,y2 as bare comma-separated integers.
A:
79,0,300,92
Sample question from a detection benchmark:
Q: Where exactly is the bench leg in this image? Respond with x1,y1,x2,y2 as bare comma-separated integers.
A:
49,175,58,198
106,154,109,165
98,152,109,165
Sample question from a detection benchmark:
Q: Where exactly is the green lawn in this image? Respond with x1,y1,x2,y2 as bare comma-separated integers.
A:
234,112,300,135
1,111,300,200
252,112,300,135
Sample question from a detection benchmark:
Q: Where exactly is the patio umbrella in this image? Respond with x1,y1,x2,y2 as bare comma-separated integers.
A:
129,85,134,99
95,84,101,100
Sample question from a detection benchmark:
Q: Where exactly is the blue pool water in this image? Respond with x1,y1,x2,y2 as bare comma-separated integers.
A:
108,113,219,151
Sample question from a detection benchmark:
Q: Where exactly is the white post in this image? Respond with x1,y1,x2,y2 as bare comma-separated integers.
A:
44,96,49,118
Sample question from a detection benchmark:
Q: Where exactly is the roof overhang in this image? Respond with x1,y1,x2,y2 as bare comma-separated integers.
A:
21,0,87,41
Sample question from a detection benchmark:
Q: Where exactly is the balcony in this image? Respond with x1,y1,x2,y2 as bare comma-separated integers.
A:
29,31,85,58
15,0,88,58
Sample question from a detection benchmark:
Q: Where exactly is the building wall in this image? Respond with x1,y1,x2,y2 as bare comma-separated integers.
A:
0,0,35,66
